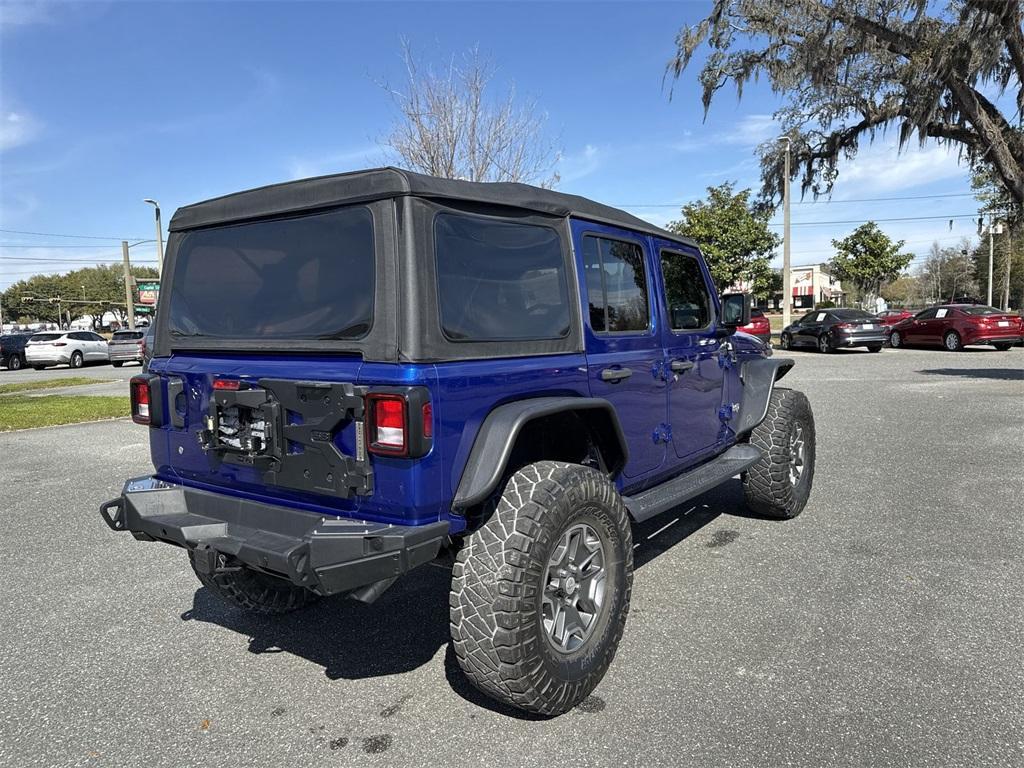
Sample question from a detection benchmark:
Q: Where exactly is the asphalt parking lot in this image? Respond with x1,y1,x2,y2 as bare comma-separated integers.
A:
1,346,1022,768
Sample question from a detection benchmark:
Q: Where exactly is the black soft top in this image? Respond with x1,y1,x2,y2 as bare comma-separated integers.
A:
168,166,695,246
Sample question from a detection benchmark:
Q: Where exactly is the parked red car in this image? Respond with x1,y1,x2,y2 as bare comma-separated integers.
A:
739,308,771,344
889,305,1023,351
876,309,914,326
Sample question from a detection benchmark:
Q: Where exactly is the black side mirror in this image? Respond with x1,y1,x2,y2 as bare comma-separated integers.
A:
718,293,751,335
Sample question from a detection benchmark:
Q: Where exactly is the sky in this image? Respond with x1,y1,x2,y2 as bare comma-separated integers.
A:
0,0,989,292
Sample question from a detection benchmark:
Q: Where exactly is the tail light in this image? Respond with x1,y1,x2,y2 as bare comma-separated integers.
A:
365,389,432,458
130,374,164,426
52,342,67,347
835,323,854,330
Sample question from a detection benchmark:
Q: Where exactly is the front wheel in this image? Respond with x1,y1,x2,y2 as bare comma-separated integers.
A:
944,330,963,352
867,344,883,353
7,355,23,371
743,388,816,519
993,343,1012,351
779,332,792,350
450,461,633,716
818,333,833,353
189,551,320,615
889,330,902,348
111,360,124,368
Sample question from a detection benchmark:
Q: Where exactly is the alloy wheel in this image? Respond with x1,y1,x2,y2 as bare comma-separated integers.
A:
788,423,806,487
541,522,608,654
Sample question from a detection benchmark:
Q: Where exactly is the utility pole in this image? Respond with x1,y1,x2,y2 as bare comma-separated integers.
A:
778,137,792,328
122,240,136,330
987,212,994,306
1005,221,1012,310
144,199,164,277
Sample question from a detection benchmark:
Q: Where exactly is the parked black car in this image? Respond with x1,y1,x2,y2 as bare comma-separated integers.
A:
0,333,33,370
780,308,887,353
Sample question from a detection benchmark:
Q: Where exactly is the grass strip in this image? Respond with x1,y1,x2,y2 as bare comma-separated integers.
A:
0,377,105,395
0,395,129,431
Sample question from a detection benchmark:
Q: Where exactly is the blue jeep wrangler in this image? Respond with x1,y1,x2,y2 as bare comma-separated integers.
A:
101,168,815,715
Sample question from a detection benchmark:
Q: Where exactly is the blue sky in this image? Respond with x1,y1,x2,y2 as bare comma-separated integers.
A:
0,0,984,291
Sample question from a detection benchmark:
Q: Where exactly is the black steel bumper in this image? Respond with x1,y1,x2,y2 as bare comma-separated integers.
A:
100,477,449,597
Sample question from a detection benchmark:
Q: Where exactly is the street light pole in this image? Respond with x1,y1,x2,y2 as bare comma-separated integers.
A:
143,199,164,277
778,137,792,329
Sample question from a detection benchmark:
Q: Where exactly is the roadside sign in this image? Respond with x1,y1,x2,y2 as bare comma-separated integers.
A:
134,305,153,315
137,280,161,305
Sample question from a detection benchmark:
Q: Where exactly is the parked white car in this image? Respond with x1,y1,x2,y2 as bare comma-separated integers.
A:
25,331,109,370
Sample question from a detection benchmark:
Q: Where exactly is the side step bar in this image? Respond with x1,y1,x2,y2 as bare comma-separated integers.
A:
623,444,763,523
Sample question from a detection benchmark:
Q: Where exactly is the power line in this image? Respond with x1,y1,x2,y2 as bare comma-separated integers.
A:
617,191,978,208
0,256,158,264
766,213,980,227
0,228,150,240
0,243,155,249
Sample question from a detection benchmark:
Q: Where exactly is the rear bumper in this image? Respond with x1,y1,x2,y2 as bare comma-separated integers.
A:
965,332,1023,345
99,477,449,596
835,333,887,347
25,351,69,365
109,349,144,362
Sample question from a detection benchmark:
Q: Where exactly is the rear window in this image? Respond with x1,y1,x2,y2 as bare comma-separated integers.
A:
434,213,570,342
30,333,63,341
831,309,874,320
167,206,375,340
960,305,1004,315
112,331,144,340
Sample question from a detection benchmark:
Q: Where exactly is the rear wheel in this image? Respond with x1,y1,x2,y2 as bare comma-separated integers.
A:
817,333,833,353
993,343,1012,351
69,351,84,368
8,355,22,371
944,330,963,352
189,551,320,615
867,344,883,353
889,330,902,348
32,365,46,371
450,461,633,716
743,388,816,519
111,361,124,367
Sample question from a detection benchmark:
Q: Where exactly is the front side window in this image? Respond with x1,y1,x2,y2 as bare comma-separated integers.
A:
581,236,650,333
660,250,712,331
168,206,375,340
434,213,570,342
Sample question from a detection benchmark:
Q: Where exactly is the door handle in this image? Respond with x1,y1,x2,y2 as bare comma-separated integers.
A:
670,359,695,374
600,367,633,383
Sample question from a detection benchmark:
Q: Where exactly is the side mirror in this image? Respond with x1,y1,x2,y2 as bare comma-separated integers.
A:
718,293,751,335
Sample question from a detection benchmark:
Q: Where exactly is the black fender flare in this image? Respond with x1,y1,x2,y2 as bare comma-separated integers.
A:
733,357,796,437
452,397,628,510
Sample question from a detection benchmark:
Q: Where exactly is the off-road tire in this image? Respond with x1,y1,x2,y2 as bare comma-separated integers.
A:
69,351,84,369
743,388,815,520
867,344,883,353
817,333,833,353
993,342,1012,351
188,551,319,615
944,330,963,352
450,461,633,716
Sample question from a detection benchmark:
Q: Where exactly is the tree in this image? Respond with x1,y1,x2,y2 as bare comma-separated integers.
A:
880,274,920,306
667,1,1024,206
382,42,560,186
918,239,977,302
667,182,781,295
972,160,1022,308
829,222,913,301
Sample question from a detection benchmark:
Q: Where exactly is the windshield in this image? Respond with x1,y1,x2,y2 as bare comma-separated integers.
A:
167,206,375,340
960,305,1005,315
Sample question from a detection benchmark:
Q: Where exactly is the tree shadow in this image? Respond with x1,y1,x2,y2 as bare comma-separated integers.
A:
180,479,755,717
918,367,1024,381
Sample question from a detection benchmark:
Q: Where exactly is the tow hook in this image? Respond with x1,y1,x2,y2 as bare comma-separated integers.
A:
190,543,240,576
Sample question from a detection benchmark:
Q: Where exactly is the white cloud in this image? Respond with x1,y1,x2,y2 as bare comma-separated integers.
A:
0,1,53,28
839,141,967,194
723,113,777,146
287,145,385,180
0,111,41,151
557,144,601,184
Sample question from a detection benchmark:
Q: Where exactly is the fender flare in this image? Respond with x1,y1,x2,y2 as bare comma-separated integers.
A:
452,397,628,510
733,357,796,437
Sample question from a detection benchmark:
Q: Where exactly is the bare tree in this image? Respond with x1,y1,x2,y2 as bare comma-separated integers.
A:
382,42,560,187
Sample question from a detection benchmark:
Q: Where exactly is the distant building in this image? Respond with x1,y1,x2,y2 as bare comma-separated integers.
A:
734,263,844,310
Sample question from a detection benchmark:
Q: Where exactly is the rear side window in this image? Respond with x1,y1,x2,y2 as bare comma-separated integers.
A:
433,213,570,341
168,206,375,340
31,333,62,341
581,236,650,333
660,249,712,331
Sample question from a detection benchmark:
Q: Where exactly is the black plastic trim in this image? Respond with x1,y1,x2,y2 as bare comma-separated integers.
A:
452,397,628,510
734,357,795,437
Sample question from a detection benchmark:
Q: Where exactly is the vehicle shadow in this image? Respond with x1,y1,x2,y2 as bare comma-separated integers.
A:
918,367,1024,381
180,479,749,717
